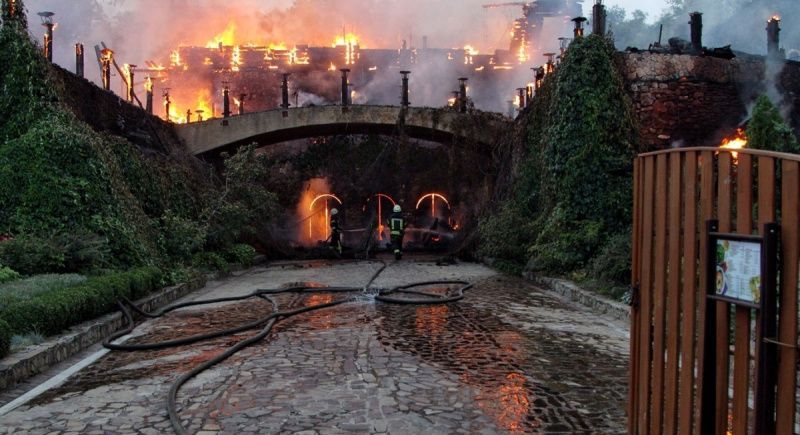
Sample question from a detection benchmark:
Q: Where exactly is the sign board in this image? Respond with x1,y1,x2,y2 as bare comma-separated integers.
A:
714,238,762,304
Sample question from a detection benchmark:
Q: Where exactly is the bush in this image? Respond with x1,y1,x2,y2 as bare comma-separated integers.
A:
0,273,87,310
0,267,162,336
0,319,11,358
586,232,632,285
0,235,66,275
192,252,230,273
0,266,20,284
224,244,256,268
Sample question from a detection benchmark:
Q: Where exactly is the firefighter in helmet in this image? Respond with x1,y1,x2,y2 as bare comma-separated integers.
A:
387,204,406,260
330,208,342,255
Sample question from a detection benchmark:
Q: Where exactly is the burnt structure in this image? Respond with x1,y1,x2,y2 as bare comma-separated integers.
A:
483,0,583,54
689,12,703,53
37,11,54,62
75,43,84,78
767,17,782,58
400,71,410,108
592,0,606,36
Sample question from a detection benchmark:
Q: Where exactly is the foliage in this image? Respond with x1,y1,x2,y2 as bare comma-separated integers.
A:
224,244,256,268
0,273,87,310
477,202,537,268
746,95,800,155
192,252,229,273
0,232,111,275
203,144,279,251
0,267,162,336
586,231,632,285
0,318,10,358
10,331,45,352
0,265,20,284
479,35,636,291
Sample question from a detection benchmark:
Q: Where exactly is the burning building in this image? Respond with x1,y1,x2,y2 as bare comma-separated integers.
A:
128,2,582,121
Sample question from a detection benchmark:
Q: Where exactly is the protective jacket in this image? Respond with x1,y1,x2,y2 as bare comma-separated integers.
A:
388,212,405,236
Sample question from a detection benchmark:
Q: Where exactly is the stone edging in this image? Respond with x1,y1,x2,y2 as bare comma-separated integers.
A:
0,277,206,391
524,273,630,322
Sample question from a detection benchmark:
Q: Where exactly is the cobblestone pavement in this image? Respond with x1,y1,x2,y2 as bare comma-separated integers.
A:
0,257,629,434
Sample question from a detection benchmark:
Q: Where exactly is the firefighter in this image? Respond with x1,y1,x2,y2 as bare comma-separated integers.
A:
330,208,342,255
387,204,406,260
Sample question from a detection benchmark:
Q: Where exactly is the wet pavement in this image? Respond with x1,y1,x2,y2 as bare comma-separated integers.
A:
0,258,629,434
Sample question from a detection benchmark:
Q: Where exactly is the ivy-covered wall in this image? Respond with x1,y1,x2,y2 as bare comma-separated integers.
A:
0,4,276,275
479,35,637,294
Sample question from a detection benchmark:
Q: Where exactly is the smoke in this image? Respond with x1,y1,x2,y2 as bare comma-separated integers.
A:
610,0,799,56
23,0,575,112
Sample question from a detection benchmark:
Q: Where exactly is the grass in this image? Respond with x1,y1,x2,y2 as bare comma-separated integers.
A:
0,274,87,310
10,331,45,352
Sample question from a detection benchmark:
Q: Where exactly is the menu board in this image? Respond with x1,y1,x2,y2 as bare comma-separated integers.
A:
715,239,762,304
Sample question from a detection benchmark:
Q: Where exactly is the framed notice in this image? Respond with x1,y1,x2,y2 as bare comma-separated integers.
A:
714,238,762,304
706,221,778,310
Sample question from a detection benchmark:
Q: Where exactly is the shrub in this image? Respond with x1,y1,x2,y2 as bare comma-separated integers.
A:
0,267,162,336
0,319,11,358
0,235,66,275
0,273,87,310
192,252,230,273
224,244,256,268
586,232,632,285
0,266,20,284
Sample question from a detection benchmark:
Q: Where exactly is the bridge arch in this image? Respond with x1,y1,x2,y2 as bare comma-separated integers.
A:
174,105,509,156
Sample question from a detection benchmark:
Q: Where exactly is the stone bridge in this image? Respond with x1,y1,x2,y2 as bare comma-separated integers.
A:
174,105,510,156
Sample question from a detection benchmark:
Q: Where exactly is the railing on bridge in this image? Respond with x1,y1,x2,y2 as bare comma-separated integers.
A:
630,147,799,434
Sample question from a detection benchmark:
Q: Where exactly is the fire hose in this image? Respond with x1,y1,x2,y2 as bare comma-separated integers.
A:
102,260,472,435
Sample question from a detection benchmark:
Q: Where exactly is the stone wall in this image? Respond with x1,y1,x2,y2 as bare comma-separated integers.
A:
618,52,800,151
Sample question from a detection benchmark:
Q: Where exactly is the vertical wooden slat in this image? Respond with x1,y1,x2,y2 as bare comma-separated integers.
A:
695,150,715,431
732,153,753,435
757,156,776,432
678,151,698,435
629,157,641,435
716,152,733,434
776,159,799,432
638,155,656,434
651,153,669,434
664,152,682,434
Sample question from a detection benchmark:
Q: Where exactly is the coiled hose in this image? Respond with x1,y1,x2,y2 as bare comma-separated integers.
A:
102,260,471,435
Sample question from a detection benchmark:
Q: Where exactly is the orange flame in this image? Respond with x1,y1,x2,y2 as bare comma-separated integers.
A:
206,22,237,48
145,76,153,93
720,128,747,159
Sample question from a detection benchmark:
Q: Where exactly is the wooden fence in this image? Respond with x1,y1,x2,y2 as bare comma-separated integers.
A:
629,147,799,434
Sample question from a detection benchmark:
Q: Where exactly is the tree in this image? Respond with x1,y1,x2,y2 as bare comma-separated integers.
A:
746,95,800,155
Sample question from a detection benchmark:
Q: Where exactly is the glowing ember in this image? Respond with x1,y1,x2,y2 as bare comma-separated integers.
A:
144,76,153,93
416,193,451,219
720,128,747,159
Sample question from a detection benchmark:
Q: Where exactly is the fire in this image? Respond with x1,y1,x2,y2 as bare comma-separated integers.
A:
770,15,781,21
416,193,451,219
170,50,182,67
328,62,337,71
195,89,213,120
720,128,747,159
333,33,359,48
145,76,153,93
231,45,242,71
334,32,360,65
206,22,237,48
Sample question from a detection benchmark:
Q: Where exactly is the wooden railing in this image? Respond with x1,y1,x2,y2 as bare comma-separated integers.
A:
630,147,799,434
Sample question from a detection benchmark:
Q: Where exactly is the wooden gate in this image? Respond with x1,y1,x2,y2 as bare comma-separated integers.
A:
629,147,799,434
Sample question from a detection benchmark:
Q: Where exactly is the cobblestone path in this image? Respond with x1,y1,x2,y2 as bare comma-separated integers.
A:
0,258,629,434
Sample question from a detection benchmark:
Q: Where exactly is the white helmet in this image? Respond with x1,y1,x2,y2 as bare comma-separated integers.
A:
331,208,339,216
393,205,402,213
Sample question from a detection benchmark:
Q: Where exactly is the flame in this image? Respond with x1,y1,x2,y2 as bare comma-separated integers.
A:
464,45,479,56
333,33,359,48
328,62,337,71
170,50,182,67
720,128,747,159
770,14,781,21
416,193,451,219
145,76,153,93
368,66,378,71
206,22,237,48
231,45,242,71
194,89,213,120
